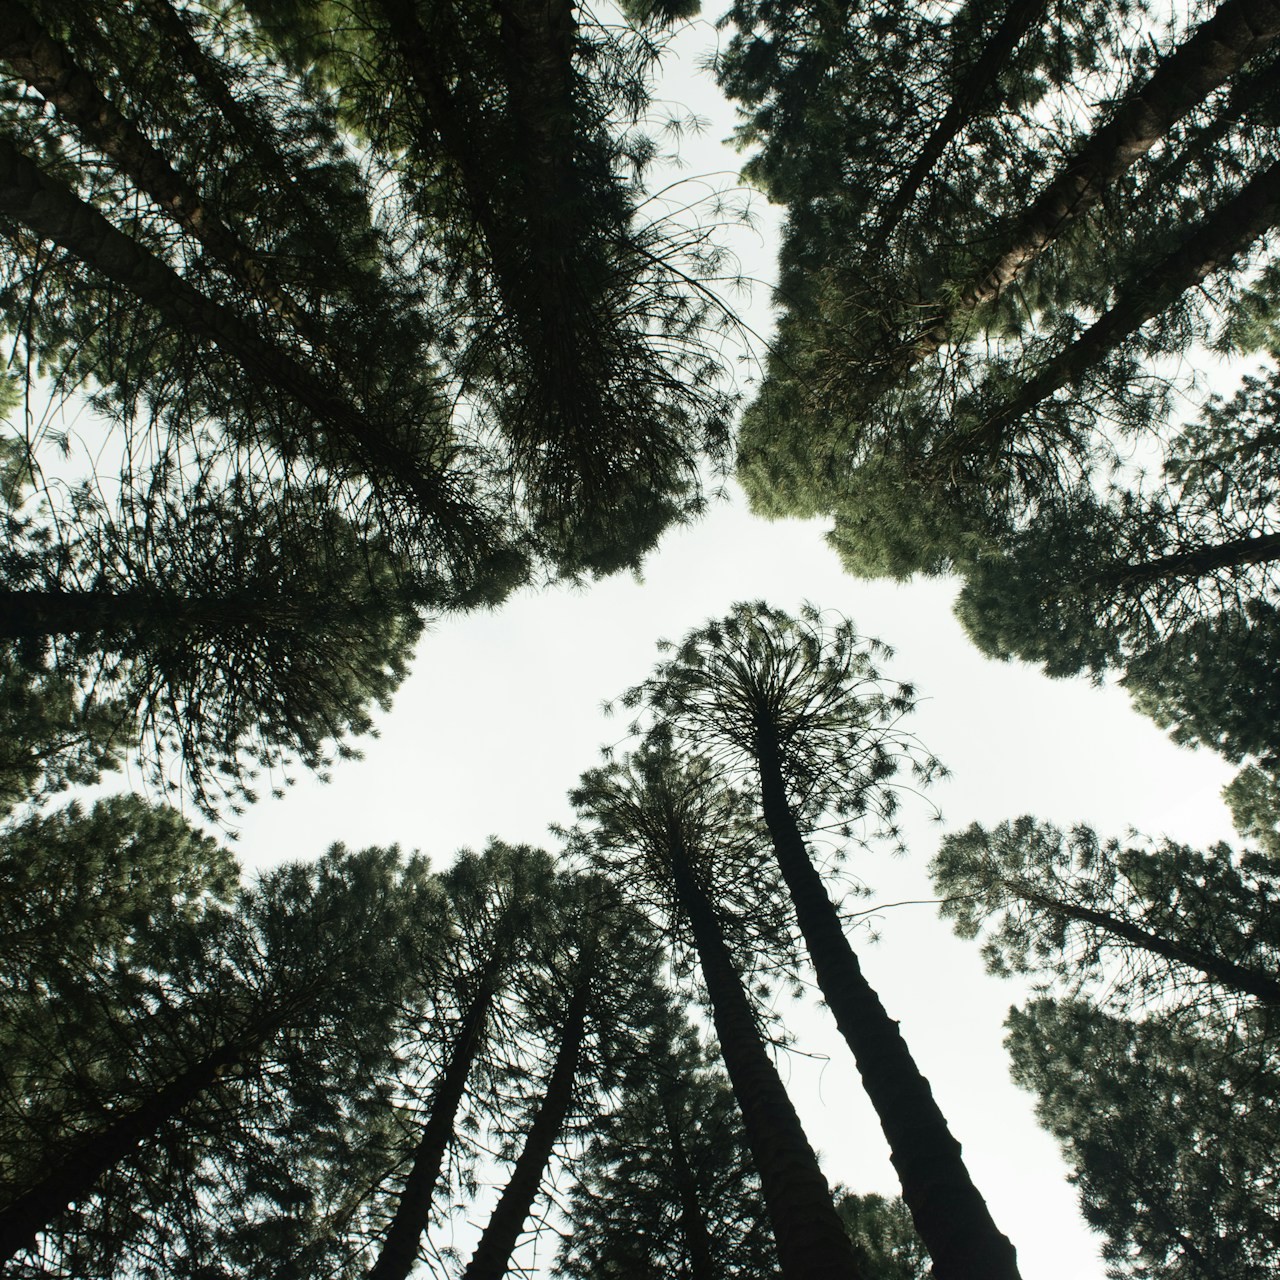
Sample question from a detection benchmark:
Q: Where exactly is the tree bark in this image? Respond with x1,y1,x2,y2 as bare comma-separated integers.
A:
0,588,364,643
1088,528,1280,593
0,1034,256,1263
368,973,501,1280
461,971,591,1280
0,136,462,526
754,729,1021,1280
659,1089,717,1280
0,0,326,348
669,848,863,1280
868,0,1051,255
1022,887,1280,1006
913,0,1280,357
971,156,1280,446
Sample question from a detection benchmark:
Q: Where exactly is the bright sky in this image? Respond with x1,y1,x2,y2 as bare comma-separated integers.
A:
175,13,1242,1278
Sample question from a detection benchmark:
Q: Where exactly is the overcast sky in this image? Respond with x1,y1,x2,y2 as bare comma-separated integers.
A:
200,15,1250,1278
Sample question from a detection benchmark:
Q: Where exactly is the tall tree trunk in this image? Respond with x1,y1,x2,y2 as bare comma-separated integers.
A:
0,1033,257,1263
368,972,501,1280
0,0,326,349
754,730,1021,1280
969,156,1280,448
913,0,1280,358
461,971,592,1280
0,136,465,530
669,848,863,1280
1086,529,1280,592
868,0,1051,255
0,588,372,644
659,1089,717,1280
1020,887,1280,1006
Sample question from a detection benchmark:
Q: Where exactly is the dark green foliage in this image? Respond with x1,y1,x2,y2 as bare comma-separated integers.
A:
933,817,1280,1023
1,836,446,1277
835,1191,929,1280
1008,999,1280,1280
1224,763,1280,859
556,1013,779,1280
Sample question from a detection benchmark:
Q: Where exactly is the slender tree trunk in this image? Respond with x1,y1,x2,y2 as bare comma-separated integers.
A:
868,0,1050,254
971,156,1280,446
0,588,368,643
659,1090,717,1280
669,849,863,1280
0,1034,256,1263
1084,528,1280,592
754,730,1021,1280
913,0,1280,357
0,0,326,348
461,971,591,1280
0,136,462,526
1022,887,1280,1006
368,974,501,1280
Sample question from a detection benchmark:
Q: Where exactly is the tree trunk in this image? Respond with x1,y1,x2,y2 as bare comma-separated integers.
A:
461,971,591,1280
368,973,501,1280
0,588,364,644
669,848,863,1280
971,156,1280,446
659,1090,717,1280
868,0,1051,254
0,1034,256,1263
914,0,1280,357
0,136,461,526
1088,529,1280,593
0,0,326,348
1023,887,1280,1006
754,730,1021,1280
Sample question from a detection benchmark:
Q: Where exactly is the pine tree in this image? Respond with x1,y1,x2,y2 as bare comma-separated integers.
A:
626,603,1019,1280
572,742,864,1280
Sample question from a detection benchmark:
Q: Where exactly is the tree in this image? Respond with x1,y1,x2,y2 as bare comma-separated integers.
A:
1,841,445,1274
572,743,864,1280
365,841,560,1280
555,1008,779,1280
1008,999,1280,1279
2,476,424,817
932,817,1280,1021
720,0,1280,578
835,1191,930,1280
627,603,1019,1280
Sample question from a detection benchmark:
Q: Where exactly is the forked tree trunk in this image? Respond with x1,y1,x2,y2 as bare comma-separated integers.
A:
754,730,1021,1280
669,848,863,1280
461,970,592,1280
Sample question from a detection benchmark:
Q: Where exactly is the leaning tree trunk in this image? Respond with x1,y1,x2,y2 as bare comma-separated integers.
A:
912,0,1280,359
969,155,1280,450
659,1089,717,1280
460,969,592,1280
1021,887,1280,1006
0,0,326,350
867,0,1051,255
368,965,503,1280
0,1031,261,1263
0,136,466,531
669,847,863,1280
754,729,1021,1280
1086,529,1280,594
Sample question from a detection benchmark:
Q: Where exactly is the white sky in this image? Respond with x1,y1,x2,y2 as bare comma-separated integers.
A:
133,12,1243,1278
